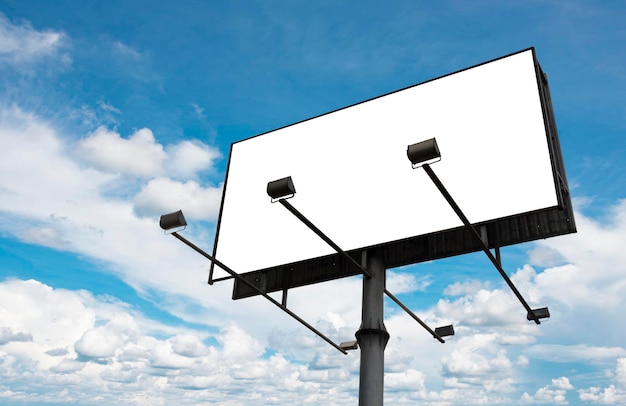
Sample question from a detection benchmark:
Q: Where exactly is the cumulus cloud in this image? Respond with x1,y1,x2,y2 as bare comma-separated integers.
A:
77,127,166,177
576,358,626,404
0,279,366,405
386,271,431,294
521,377,573,404
436,286,523,326
74,314,139,360
579,386,621,404
386,369,426,392
442,345,512,378
132,177,222,220
77,126,221,181
443,280,490,296
165,140,221,179
617,358,626,386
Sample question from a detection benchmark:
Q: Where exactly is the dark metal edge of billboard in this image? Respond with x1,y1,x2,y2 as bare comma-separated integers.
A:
210,47,538,285
231,49,577,300
233,203,575,299
208,142,235,284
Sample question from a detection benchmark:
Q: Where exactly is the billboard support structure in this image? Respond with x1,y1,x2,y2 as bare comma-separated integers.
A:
160,48,575,405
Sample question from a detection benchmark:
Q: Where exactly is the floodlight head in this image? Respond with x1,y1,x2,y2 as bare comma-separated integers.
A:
339,340,358,351
160,210,187,231
527,307,550,321
407,138,441,168
434,324,455,338
267,176,296,202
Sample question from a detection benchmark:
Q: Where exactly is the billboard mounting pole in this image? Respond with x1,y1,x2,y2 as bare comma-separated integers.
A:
356,250,389,406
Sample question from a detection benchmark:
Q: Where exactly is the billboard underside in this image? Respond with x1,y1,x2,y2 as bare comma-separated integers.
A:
232,205,574,299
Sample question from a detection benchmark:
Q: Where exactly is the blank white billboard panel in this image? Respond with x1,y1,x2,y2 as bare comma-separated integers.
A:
212,48,559,281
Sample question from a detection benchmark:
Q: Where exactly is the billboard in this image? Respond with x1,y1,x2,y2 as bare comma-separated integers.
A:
210,48,575,299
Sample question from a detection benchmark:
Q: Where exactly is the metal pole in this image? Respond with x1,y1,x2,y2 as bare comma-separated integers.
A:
356,250,389,406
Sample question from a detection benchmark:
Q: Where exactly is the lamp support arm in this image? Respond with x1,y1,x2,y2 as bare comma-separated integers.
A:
278,199,372,278
384,288,445,343
171,232,349,353
421,164,541,324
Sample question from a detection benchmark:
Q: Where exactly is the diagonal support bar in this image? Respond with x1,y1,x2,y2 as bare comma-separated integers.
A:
421,164,541,324
278,199,372,278
171,232,348,354
384,288,445,343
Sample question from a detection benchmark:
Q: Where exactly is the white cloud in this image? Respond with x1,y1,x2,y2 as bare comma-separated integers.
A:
579,386,621,404
443,280,490,296
577,358,626,404
441,345,512,377
386,369,426,392
0,107,113,222
0,106,224,299
436,287,525,327
77,127,166,177
165,140,221,179
74,314,139,359
0,279,365,405
525,344,626,363
386,271,431,294
170,334,207,358
0,13,67,65
552,376,574,390
76,127,221,181
132,177,222,221
521,377,573,405
617,358,626,386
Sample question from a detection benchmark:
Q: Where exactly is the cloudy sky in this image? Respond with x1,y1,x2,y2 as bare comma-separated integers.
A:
1,1,625,405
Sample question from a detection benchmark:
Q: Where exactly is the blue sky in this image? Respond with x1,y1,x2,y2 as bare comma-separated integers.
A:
0,1,625,404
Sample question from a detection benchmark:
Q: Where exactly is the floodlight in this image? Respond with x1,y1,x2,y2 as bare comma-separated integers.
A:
407,138,440,168
267,176,296,201
339,340,359,351
159,210,187,231
434,324,455,338
527,307,550,321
